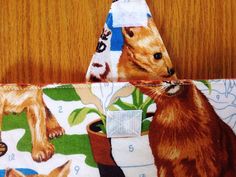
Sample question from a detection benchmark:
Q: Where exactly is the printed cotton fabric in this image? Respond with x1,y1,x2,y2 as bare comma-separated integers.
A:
86,0,176,82
0,80,235,177
0,0,235,177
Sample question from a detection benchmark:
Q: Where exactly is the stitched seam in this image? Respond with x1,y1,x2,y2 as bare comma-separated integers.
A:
0,81,232,91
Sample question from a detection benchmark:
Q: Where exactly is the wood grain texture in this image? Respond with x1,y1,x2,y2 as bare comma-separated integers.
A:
0,0,235,84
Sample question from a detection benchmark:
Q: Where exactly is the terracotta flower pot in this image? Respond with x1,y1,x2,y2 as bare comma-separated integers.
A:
87,119,125,177
87,113,157,177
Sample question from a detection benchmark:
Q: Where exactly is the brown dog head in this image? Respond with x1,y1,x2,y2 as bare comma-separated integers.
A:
122,18,176,79
5,160,71,177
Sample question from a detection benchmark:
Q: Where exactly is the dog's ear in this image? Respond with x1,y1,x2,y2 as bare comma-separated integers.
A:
48,160,71,177
5,169,26,177
122,26,143,39
147,18,159,35
123,27,135,38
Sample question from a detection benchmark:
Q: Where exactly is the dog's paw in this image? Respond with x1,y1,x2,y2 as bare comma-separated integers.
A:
46,113,65,139
47,126,65,139
32,142,55,162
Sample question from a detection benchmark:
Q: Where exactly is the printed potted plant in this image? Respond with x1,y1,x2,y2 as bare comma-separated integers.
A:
43,81,212,177
69,81,212,177
68,83,157,177
105,88,158,177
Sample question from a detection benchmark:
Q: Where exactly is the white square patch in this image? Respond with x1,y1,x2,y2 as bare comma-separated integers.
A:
111,0,149,28
106,110,142,138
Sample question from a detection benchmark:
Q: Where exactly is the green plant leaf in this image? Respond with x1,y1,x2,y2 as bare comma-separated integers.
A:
43,85,81,101
107,105,120,111
139,97,154,120
68,108,101,126
114,98,137,110
132,88,143,108
142,120,151,132
199,80,212,93
96,124,107,134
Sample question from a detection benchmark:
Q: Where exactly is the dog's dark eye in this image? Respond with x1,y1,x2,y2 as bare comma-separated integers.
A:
154,53,162,60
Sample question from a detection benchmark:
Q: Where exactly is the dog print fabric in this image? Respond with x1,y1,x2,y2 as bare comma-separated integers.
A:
1,1,235,177
0,80,235,177
86,0,176,82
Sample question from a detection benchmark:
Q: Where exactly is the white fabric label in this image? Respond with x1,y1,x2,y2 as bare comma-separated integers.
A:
106,110,142,138
111,0,149,27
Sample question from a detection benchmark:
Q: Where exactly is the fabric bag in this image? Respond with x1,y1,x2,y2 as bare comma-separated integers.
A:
0,0,235,177
86,0,176,82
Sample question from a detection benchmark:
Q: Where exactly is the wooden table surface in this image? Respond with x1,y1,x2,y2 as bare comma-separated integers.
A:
0,0,235,84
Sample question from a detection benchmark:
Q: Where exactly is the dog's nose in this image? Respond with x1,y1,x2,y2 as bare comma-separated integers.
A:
167,68,175,76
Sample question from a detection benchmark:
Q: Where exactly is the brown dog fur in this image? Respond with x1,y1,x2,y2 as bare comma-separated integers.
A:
134,80,236,177
118,18,176,81
5,160,71,177
0,85,65,162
